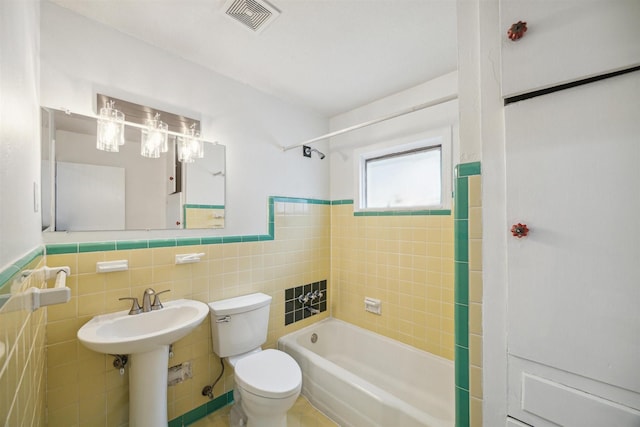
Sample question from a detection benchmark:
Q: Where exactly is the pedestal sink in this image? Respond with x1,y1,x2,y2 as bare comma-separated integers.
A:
77,299,209,427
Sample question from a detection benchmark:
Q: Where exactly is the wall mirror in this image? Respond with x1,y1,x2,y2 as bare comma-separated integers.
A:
41,106,225,232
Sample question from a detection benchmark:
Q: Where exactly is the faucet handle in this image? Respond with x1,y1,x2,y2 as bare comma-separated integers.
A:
151,289,171,310
119,297,142,315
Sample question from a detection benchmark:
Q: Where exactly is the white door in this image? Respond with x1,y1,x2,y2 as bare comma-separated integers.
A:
56,161,125,231
505,71,640,426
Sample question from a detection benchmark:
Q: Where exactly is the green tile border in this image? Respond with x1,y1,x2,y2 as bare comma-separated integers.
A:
0,246,44,290
455,386,470,427
43,196,327,255
454,262,469,305
271,196,330,205
331,199,354,205
177,238,202,247
455,345,470,390
457,161,481,178
46,243,78,255
169,390,234,427
183,204,225,210
454,178,469,220
354,209,451,216
149,238,177,248
330,199,451,216
42,195,455,255
115,240,148,250
200,236,224,245
454,162,480,427
454,220,469,262
454,304,469,348
79,242,116,253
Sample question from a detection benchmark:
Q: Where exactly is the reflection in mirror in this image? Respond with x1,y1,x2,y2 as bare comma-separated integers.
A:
41,108,225,232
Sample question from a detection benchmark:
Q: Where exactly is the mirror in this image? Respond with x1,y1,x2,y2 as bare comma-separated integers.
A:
41,107,225,232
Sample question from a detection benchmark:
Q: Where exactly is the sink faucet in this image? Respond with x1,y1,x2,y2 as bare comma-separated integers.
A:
142,288,155,312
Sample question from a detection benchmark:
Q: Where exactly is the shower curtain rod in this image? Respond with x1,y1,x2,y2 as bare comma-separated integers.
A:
281,93,458,152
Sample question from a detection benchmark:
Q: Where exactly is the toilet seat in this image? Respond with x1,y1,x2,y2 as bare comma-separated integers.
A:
234,349,302,399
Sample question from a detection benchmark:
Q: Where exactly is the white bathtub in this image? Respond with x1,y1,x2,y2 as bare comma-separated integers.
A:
277,318,454,427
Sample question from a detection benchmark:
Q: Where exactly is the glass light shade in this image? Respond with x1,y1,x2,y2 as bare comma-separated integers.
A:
96,106,125,152
177,127,203,163
140,117,168,158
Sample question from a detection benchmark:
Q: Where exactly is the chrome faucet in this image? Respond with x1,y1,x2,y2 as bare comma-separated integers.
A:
142,288,155,312
118,297,142,315
119,288,171,315
151,289,170,310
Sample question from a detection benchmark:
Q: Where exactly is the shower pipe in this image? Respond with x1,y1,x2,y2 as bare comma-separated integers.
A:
281,93,458,152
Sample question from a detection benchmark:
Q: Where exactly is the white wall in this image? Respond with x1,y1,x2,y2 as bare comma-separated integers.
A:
40,2,329,241
0,0,42,269
328,72,459,201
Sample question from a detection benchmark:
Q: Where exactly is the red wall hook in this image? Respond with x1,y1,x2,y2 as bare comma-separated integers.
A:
508,21,528,41
511,223,529,238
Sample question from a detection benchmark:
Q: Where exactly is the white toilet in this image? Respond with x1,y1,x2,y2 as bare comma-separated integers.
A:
209,293,302,427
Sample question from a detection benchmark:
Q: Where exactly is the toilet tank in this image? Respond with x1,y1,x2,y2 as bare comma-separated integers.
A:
209,293,272,358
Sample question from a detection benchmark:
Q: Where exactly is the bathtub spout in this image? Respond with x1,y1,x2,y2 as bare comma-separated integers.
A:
305,306,320,315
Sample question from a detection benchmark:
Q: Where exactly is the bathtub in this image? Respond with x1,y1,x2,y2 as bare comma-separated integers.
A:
277,318,454,427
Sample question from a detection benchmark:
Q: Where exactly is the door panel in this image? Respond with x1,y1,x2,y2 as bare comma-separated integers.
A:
505,71,640,424
500,0,640,97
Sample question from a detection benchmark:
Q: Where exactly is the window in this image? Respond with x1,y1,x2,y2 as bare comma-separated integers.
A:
354,127,451,211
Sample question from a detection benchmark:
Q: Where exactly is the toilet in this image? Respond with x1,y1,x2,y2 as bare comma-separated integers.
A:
209,293,302,427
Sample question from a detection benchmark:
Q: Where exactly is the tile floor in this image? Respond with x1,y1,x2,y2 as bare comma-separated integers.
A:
190,395,338,427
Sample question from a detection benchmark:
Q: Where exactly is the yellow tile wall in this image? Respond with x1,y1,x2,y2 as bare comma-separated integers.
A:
45,202,330,426
330,205,455,360
0,256,47,427
468,175,483,427
185,208,225,229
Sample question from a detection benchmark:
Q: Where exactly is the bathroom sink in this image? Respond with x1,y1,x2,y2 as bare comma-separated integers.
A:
77,298,208,354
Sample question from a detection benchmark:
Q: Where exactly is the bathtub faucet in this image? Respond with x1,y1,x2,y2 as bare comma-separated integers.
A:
298,290,323,306
298,291,314,304
305,306,320,315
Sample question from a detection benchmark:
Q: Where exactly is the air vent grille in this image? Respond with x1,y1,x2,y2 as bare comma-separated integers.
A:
224,0,280,33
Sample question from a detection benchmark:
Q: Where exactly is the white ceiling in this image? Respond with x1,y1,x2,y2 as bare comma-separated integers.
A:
48,0,458,117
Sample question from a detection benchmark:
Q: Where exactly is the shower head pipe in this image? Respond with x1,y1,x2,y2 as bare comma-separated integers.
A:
310,148,325,159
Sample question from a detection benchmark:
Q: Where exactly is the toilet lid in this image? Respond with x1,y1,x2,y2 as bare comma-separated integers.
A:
234,349,302,399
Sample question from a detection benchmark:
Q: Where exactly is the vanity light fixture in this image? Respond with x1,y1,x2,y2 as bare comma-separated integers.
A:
140,113,169,158
94,94,210,163
96,100,125,152
177,123,204,163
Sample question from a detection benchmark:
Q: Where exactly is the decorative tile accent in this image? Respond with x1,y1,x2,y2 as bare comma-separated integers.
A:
271,196,330,205
168,390,233,427
177,238,202,247
116,240,148,250
284,280,328,325
330,199,354,205
457,161,481,177
43,197,332,255
46,243,79,255
79,241,116,252
354,209,451,216
0,246,44,289
454,162,481,427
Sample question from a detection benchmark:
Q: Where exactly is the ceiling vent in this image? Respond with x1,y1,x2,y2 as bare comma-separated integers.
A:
224,0,281,34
